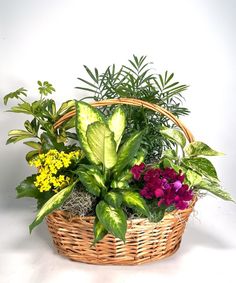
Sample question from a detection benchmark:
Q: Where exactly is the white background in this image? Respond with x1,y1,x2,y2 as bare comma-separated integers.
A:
0,0,236,282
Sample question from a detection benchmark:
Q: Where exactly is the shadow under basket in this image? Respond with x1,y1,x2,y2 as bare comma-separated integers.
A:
46,200,195,265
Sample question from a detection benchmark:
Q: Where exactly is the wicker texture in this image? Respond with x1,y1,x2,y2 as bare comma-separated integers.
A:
47,98,195,265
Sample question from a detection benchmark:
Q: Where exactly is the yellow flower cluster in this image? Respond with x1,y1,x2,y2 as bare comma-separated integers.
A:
30,149,80,192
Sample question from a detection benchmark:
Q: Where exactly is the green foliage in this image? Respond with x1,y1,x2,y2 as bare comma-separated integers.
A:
29,182,76,233
37,81,55,96
3,87,27,105
4,82,78,160
96,200,127,242
76,55,190,161
160,129,234,202
160,126,186,148
75,101,149,243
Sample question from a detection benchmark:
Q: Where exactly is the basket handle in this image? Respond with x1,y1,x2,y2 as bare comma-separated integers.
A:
54,98,194,143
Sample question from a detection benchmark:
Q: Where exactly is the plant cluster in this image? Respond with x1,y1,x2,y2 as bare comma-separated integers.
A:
76,55,190,161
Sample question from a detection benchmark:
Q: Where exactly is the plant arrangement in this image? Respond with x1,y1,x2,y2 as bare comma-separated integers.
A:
3,56,234,264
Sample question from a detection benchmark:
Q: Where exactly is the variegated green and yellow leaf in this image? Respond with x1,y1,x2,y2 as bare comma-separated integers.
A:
87,122,117,169
108,107,126,150
184,141,224,157
75,101,105,164
122,190,150,216
96,200,127,242
104,191,123,208
93,217,108,245
29,182,76,233
160,126,186,148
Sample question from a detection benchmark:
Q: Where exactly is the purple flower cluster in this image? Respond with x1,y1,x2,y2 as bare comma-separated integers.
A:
131,163,193,210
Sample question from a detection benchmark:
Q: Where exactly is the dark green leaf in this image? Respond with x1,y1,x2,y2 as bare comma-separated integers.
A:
93,217,108,245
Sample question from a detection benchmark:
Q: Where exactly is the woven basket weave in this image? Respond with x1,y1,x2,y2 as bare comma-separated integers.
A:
47,98,195,265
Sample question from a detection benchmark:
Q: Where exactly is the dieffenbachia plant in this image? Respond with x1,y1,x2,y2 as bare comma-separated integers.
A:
29,101,150,243
159,127,234,201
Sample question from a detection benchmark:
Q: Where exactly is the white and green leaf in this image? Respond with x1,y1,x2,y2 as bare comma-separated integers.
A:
108,106,126,150
96,200,127,242
87,122,117,169
197,180,234,201
160,126,186,148
104,191,123,208
184,141,224,157
185,170,202,187
29,182,76,233
183,157,218,181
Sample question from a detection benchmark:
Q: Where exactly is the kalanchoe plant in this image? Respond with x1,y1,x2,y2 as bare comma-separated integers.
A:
3,81,77,161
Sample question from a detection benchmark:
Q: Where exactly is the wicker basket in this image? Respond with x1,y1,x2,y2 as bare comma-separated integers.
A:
47,98,195,265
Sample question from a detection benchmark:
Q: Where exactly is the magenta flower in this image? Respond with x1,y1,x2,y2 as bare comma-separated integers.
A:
131,163,145,180
132,164,193,210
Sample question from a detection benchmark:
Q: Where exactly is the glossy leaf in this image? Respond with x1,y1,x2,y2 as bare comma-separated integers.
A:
198,180,234,201
96,200,127,242
77,170,101,196
3,87,27,105
26,150,39,162
104,191,123,208
87,122,117,169
185,170,202,187
122,190,150,216
75,101,105,164
113,131,143,176
24,141,41,150
16,175,41,199
108,107,126,149
183,157,218,181
160,126,186,148
184,141,224,157
93,217,108,245
29,182,75,233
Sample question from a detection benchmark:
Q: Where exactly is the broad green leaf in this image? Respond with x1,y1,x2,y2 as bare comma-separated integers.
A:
6,135,34,145
87,122,117,169
113,131,143,176
3,87,27,105
116,169,133,182
162,158,182,173
96,200,127,242
160,126,186,148
130,148,147,166
77,170,101,196
7,102,32,114
75,101,105,164
185,170,202,187
29,182,76,233
198,180,234,201
108,107,126,149
122,191,150,216
16,175,41,199
24,141,41,150
184,141,224,157
76,164,106,189
149,208,166,223
183,157,218,181
104,191,123,208
93,217,108,245
8,129,34,136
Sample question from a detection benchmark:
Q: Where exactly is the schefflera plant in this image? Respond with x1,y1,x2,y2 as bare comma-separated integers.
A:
74,101,150,244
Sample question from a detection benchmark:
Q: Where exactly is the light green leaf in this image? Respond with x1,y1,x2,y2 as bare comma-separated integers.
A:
185,141,224,157
110,180,130,190
87,121,117,169
57,100,75,116
77,170,101,196
198,180,234,201
183,157,218,181
185,170,202,187
24,141,41,150
3,87,27,105
96,200,127,242
77,164,106,189
8,102,32,114
108,106,126,150
122,190,150,216
162,149,178,160
29,182,75,233
162,158,182,173
26,150,39,162
130,148,147,166
75,101,105,164
104,191,123,208
160,126,186,148
113,131,143,176
93,217,108,245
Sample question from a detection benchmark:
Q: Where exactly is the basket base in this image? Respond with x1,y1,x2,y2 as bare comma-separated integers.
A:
53,240,181,265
